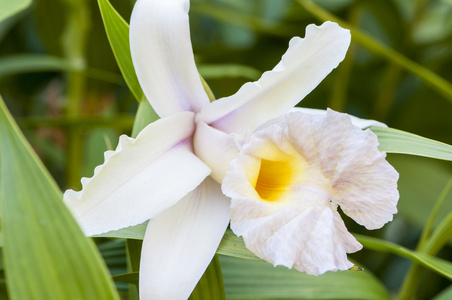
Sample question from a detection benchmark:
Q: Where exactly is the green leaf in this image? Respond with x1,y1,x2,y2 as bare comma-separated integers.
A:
220,255,389,300
217,230,262,262
189,255,226,300
98,0,144,102
94,221,147,240
417,179,452,250
131,99,159,138
220,231,452,282
0,0,31,23
113,272,139,285
390,155,452,227
371,126,452,161
297,0,452,103
398,180,452,300
0,55,79,78
433,285,452,300
422,209,452,258
198,64,261,80
98,226,452,282
356,234,452,281
0,96,120,300
126,239,142,300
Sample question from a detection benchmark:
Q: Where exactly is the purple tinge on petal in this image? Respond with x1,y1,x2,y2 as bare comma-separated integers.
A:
223,108,398,275
229,197,362,275
130,0,209,117
285,109,399,230
193,120,245,184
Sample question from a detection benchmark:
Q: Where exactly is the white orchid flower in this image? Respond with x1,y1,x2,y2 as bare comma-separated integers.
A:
222,109,399,276
63,0,398,298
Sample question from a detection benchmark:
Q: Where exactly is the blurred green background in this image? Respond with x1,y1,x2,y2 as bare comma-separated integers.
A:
1,0,452,299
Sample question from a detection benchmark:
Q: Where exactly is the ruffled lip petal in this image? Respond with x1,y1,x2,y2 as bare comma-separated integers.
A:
228,196,361,275
284,109,399,229
64,112,211,236
139,177,230,300
223,108,398,274
130,0,209,117
198,21,351,135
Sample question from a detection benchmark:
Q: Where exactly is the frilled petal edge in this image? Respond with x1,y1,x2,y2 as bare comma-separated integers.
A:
222,108,398,274
287,109,399,229
139,177,230,300
63,112,211,236
228,197,362,275
198,21,351,134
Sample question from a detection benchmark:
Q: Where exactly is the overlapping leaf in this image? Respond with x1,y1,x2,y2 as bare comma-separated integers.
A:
98,0,144,102
372,127,452,161
0,96,119,300
0,0,31,23
220,255,389,300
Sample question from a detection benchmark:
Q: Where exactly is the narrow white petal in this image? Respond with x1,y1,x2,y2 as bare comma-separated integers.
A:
139,177,230,300
193,121,245,183
64,112,211,236
198,22,351,134
130,0,209,117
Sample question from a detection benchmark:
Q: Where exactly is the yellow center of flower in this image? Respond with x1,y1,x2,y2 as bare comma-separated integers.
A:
254,159,295,202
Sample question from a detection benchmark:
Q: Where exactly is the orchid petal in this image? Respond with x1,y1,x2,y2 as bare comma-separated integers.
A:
285,109,399,229
257,107,387,130
198,21,351,134
139,177,230,300
64,112,211,236
228,197,362,275
130,0,209,117
293,107,387,128
222,109,398,274
193,120,245,183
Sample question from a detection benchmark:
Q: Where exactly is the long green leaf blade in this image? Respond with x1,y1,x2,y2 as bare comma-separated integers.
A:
98,0,144,102
0,96,120,300
99,226,452,281
356,235,452,281
0,55,78,78
189,255,226,300
297,0,452,103
0,0,31,23
371,126,452,161
221,255,389,300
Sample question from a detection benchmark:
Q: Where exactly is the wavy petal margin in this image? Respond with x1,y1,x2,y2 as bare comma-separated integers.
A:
64,112,211,236
287,109,399,229
222,109,398,274
198,21,351,134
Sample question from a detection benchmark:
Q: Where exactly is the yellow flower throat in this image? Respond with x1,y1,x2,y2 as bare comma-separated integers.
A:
254,159,294,202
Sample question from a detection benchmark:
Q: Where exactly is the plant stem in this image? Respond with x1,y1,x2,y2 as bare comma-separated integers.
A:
374,64,403,121
61,0,90,189
297,0,452,104
397,179,452,300
328,5,360,111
